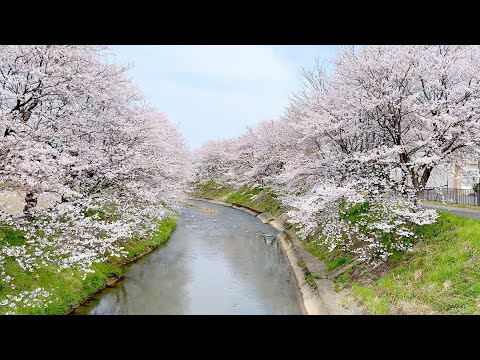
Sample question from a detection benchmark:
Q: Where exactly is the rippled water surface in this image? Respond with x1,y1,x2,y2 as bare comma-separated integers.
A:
75,200,303,315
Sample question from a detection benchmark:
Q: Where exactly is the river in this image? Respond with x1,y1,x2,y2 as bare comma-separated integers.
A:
74,199,304,315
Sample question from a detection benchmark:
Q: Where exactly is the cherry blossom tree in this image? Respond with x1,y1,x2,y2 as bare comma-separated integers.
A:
298,46,480,191
231,120,298,188
0,45,132,212
0,46,191,313
272,46,480,261
195,45,480,263
192,138,234,183
193,119,299,191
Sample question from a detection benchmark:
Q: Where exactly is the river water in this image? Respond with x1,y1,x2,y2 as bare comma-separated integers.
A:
74,200,304,315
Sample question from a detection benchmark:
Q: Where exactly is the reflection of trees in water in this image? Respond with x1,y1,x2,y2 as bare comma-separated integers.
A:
83,210,195,315
204,210,302,314
118,230,191,314
81,202,301,315
117,282,130,314
191,200,301,313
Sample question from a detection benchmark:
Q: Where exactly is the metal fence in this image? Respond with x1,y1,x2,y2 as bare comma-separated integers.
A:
418,188,480,206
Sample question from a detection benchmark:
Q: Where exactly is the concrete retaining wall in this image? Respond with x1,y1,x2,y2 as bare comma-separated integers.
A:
0,190,60,214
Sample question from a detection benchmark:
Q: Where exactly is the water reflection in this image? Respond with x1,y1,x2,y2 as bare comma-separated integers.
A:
75,200,303,315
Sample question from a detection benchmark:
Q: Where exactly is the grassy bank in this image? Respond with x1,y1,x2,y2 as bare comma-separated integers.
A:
190,180,283,215
350,212,480,314
0,216,177,315
191,181,480,314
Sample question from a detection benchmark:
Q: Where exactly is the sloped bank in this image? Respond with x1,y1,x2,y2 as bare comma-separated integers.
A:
191,197,360,315
0,197,177,315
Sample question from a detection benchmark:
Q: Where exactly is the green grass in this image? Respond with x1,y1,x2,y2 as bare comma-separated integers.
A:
189,180,235,199
0,216,177,315
303,240,351,271
190,181,283,216
299,206,480,314
305,274,321,284
224,186,282,215
0,226,26,246
327,257,348,271
84,204,121,221
351,283,390,314
303,210,480,314
123,217,177,259
352,212,480,314
0,258,124,315
340,201,371,222
423,200,480,212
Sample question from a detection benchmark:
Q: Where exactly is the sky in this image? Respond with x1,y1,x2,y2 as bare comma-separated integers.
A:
110,45,340,148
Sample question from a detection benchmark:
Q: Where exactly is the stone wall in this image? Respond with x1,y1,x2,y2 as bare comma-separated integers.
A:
0,190,60,214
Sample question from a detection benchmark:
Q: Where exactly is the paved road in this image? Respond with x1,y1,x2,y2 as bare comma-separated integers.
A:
423,203,480,221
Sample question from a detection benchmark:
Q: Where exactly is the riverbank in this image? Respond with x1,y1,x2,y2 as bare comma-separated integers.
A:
190,181,480,314
0,216,177,315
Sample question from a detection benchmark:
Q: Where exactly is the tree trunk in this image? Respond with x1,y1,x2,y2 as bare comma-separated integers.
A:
399,152,434,191
23,191,38,214
419,166,433,189
410,165,433,191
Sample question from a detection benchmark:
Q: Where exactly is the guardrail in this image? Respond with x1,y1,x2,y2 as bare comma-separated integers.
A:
418,188,480,206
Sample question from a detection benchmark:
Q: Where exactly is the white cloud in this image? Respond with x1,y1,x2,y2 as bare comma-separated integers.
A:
113,45,292,84
110,45,338,147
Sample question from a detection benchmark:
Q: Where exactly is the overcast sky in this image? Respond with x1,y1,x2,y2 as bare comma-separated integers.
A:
110,45,340,148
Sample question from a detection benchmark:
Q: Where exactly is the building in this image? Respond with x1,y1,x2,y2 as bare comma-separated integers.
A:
426,160,479,190
420,159,480,205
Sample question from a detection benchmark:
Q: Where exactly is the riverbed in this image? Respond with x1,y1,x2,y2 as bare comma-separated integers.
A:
75,200,304,315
